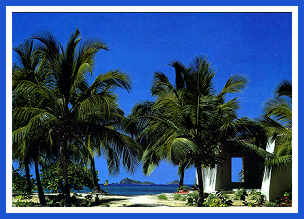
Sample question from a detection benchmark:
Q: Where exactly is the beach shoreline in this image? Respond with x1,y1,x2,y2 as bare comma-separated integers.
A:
13,192,189,207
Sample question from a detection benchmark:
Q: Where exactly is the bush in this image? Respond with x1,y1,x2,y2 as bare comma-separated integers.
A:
46,193,96,207
12,168,34,196
186,191,200,206
158,194,168,200
203,192,232,207
41,161,95,193
247,190,265,206
13,195,39,207
275,192,292,207
233,189,247,201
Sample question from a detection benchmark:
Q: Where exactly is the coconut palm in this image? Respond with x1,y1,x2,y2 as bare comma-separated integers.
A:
262,80,292,168
12,40,49,205
129,57,262,205
13,30,140,206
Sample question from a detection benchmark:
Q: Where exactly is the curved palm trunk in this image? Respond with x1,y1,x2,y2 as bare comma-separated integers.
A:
60,144,71,207
34,160,46,206
178,164,185,188
195,163,204,207
90,156,101,192
24,162,32,194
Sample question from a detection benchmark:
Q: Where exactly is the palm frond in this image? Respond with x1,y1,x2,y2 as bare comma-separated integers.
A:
219,75,247,97
276,80,292,98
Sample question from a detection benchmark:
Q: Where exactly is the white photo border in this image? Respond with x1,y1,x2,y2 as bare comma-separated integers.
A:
6,6,299,214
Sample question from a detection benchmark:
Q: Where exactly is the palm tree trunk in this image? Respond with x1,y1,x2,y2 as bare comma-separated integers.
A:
90,156,101,192
34,160,46,206
60,144,71,207
195,163,204,206
178,164,185,188
24,162,32,194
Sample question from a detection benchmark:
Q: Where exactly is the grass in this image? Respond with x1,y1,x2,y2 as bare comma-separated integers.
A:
173,194,182,200
157,194,168,200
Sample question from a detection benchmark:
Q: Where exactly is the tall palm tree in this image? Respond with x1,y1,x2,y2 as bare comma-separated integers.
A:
129,57,261,205
13,30,140,206
12,40,48,205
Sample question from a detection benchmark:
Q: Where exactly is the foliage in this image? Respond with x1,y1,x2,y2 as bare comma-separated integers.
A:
13,195,39,207
157,194,168,200
275,192,292,207
233,189,247,201
177,185,192,192
40,161,94,192
186,191,200,206
43,193,100,207
247,190,265,206
261,81,292,168
12,30,141,206
203,192,232,207
233,189,265,207
173,193,182,200
128,57,266,205
12,168,34,196
264,201,277,207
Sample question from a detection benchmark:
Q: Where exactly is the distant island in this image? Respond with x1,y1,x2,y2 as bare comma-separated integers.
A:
168,180,179,185
118,177,155,185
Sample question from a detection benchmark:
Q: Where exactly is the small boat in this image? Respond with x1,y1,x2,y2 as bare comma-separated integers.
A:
104,180,109,186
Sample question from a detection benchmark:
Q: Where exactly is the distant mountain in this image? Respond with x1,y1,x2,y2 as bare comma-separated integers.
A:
119,177,155,185
168,180,179,185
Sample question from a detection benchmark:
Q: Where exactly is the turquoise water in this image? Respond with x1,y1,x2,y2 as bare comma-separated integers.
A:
77,184,192,196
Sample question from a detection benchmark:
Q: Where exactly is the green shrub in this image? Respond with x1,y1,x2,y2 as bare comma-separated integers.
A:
13,195,39,207
203,192,232,207
173,193,187,201
186,191,200,206
247,190,265,206
45,193,97,207
41,161,95,193
181,195,187,201
233,189,247,201
12,169,34,196
14,200,39,207
158,194,168,200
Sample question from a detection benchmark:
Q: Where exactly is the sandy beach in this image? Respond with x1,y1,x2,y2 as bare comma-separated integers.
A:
13,193,189,207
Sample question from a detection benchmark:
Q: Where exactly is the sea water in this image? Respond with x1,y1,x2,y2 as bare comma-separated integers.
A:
75,184,193,196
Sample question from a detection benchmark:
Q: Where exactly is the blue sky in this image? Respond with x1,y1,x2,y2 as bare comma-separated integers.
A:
12,12,291,184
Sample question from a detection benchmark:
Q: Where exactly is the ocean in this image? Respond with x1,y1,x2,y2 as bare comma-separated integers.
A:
77,184,193,196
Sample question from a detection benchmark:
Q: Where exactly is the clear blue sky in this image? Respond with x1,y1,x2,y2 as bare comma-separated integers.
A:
12,12,291,184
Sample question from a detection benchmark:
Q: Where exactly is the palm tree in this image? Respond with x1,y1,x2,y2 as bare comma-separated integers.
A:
129,57,261,205
12,40,48,205
262,80,292,168
13,30,140,206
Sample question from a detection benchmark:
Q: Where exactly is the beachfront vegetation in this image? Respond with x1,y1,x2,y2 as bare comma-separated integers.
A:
127,57,268,205
40,161,94,193
12,30,141,206
263,81,292,168
11,29,292,208
12,167,34,196
202,192,232,207
243,80,292,169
